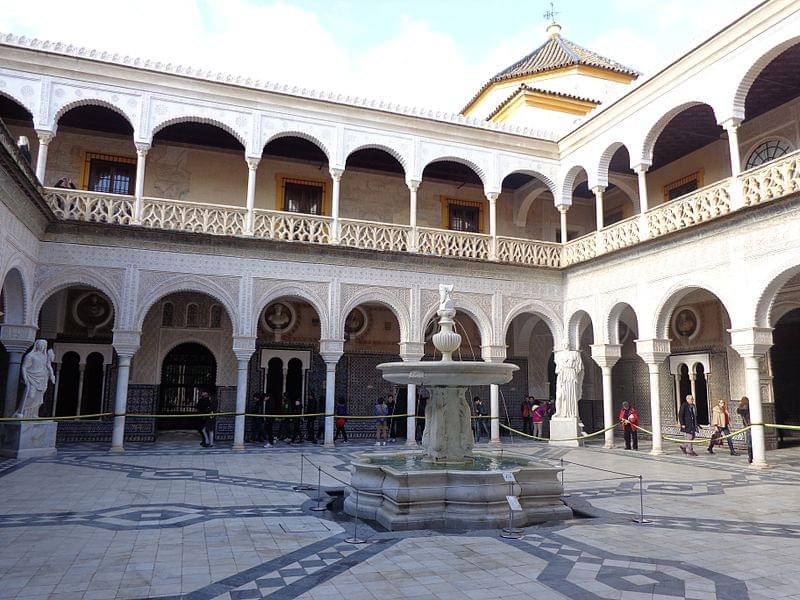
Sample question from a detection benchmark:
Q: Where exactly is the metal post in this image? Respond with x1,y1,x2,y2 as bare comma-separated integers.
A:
501,480,523,538
345,487,367,544
293,453,312,491
632,475,650,524
309,465,326,512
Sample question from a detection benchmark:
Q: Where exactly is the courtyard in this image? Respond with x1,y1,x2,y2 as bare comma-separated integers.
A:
0,436,796,600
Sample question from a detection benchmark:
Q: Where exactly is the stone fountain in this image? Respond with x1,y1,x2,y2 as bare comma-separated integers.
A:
343,285,571,531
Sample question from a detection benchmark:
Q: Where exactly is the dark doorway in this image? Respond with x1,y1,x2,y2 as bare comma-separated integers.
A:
770,309,800,446
159,343,216,430
266,357,283,401
286,358,303,401
695,364,709,424
81,352,105,415
56,352,81,417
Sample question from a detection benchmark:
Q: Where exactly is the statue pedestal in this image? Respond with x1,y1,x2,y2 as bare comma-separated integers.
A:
548,417,584,448
0,420,58,459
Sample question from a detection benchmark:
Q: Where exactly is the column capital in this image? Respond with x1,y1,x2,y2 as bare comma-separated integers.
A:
556,204,570,214
112,330,141,358
635,338,670,364
330,167,344,181
399,341,425,360
728,327,773,358
591,185,606,196
481,344,507,363
485,191,499,203
319,338,344,364
590,343,622,368
233,336,256,361
719,117,743,131
245,156,261,170
0,324,38,350
632,162,651,175
406,178,421,192
35,129,54,145
134,142,151,156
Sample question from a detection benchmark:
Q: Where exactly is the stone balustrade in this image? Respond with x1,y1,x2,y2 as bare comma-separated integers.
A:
41,150,800,268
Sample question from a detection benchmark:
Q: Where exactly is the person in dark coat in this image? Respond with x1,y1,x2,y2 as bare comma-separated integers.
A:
386,394,398,442
679,394,700,456
737,396,752,464
305,393,318,444
248,392,266,443
196,391,216,448
520,397,532,435
277,393,291,441
263,393,279,447
473,396,490,442
415,394,427,444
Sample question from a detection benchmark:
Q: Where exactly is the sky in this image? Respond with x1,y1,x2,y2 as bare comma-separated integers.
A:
0,0,762,112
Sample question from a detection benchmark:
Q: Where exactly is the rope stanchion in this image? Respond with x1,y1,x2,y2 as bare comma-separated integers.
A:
293,453,312,491
344,487,367,545
632,475,651,525
309,465,326,512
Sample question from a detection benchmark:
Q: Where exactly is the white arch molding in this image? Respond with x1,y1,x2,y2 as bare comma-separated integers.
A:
262,131,332,162
0,267,28,325
502,301,563,350
419,156,488,189
151,116,247,148
251,285,331,340
731,35,800,119
420,298,492,351
339,289,411,345
343,143,409,175
566,309,594,349
603,301,640,345
52,98,136,137
30,270,122,329
640,101,717,165
651,281,733,341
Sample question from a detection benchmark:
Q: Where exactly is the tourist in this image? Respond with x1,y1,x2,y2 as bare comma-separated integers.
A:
304,393,318,444
249,392,266,443
263,393,278,448
196,390,216,448
618,401,639,450
17,135,31,164
679,394,699,456
334,396,348,443
290,397,302,443
415,394,427,444
532,399,545,439
708,399,738,455
737,396,753,464
542,398,555,438
277,393,291,441
386,393,397,442
473,396,489,442
520,396,532,435
374,396,389,446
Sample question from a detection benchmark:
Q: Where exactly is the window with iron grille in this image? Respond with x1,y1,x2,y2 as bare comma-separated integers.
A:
84,153,136,195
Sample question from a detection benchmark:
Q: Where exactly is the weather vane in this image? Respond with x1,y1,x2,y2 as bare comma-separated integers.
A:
544,1,559,23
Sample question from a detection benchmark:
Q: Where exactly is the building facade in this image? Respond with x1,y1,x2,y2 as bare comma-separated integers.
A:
2,1,800,467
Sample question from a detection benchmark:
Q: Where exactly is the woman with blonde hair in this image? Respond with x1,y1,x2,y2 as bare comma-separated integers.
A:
708,399,738,455
737,396,752,464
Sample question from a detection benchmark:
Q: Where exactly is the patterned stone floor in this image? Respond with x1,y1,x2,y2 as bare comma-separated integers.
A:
1,435,799,600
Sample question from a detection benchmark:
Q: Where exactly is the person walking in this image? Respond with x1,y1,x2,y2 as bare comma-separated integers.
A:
737,396,753,464
386,393,397,442
473,396,490,442
374,396,389,446
304,393,318,444
618,401,639,450
196,390,216,448
708,399,738,455
277,393,291,442
334,396,348,443
520,397,532,435
532,399,545,439
679,394,700,456
263,393,278,447
249,392,267,443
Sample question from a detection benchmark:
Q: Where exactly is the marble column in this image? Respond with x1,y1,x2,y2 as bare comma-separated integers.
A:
558,205,569,244
592,186,605,231
407,179,420,252
330,168,344,244
232,358,250,451
323,361,337,447
636,338,671,456
76,364,86,416
133,143,150,224
111,332,140,454
590,344,622,449
0,326,37,417
406,383,417,446
245,157,260,235
634,164,650,212
35,130,53,184
742,356,767,467
487,192,499,260
722,118,744,209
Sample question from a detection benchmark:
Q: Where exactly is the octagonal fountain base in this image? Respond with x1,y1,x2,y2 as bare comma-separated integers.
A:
344,450,572,531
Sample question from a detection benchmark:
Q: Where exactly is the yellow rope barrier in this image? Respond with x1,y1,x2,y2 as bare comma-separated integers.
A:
634,423,752,444
500,421,619,442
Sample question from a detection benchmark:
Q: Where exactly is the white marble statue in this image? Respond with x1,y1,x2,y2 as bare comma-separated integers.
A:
438,284,455,312
554,344,584,419
13,340,55,419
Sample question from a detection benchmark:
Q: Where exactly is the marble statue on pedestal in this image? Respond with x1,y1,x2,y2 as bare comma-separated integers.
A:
13,340,55,419
554,344,584,419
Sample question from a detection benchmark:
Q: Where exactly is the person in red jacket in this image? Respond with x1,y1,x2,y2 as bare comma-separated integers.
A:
619,401,638,450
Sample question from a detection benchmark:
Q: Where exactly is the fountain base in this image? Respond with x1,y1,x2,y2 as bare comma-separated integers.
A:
344,450,572,531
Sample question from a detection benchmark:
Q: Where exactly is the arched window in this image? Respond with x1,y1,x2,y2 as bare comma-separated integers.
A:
186,303,199,328
209,304,222,328
162,302,174,327
745,139,792,170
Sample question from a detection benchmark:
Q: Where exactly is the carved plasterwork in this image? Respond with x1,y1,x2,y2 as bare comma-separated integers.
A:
416,140,492,186
251,278,330,338
341,128,412,173
259,114,334,159
0,69,40,120
50,81,140,134
149,96,250,147
339,284,411,342
31,265,124,323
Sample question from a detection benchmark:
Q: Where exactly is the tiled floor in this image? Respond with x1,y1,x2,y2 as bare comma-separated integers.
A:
0,436,798,599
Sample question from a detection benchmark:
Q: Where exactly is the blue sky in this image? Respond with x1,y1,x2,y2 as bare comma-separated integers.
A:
0,0,760,110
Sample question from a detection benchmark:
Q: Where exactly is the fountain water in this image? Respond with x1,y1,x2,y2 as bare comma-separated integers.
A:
344,285,572,531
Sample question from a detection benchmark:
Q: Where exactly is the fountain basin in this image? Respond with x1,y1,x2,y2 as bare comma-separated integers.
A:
378,360,518,387
344,450,572,531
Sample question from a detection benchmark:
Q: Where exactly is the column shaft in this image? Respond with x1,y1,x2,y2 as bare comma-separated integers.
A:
490,384,500,443
744,356,767,467
636,169,649,213
726,125,742,178
110,357,132,453
594,188,604,231
408,182,419,252
76,365,86,416
233,359,249,451
647,363,663,455
330,170,342,244
133,146,148,223
324,363,336,447
406,383,417,446
488,194,498,259
35,134,51,183
559,207,568,244
601,366,615,448
245,160,258,235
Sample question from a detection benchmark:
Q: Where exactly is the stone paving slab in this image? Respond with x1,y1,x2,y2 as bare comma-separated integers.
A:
0,438,797,599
